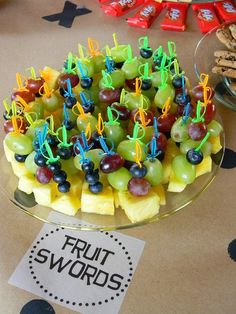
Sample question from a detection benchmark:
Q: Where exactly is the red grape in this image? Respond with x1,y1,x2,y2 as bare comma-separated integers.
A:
58,73,79,88
191,85,214,102
36,166,53,184
128,177,151,196
151,132,168,152
26,78,44,94
157,113,176,133
125,78,137,91
188,121,207,141
130,109,154,126
100,153,124,173
99,88,121,104
3,118,27,134
110,102,131,120
12,90,35,103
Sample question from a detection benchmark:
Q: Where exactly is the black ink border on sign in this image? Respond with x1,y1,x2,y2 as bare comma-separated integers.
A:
42,1,92,28
28,228,133,307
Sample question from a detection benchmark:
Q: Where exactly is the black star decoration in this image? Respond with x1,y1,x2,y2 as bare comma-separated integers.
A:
42,1,92,28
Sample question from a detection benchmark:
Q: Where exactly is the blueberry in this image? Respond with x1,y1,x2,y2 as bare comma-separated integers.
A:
175,93,191,106
34,153,47,167
57,147,72,160
85,170,99,185
82,161,94,173
141,79,152,91
53,170,67,183
172,76,183,89
63,119,75,131
15,153,28,163
129,164,147,178
80,77,93,89
186,148,203,165
65,96,77,109
47,161,61,173
47,135,59,147
89,182,103,194
82,102,95,114
140,48,153,59
115,61,124,69
58,181,71,193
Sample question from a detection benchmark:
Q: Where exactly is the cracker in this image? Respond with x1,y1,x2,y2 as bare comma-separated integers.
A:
229,24,236,40
215,57,236,69
216,28,236,51
214,50,236,61
212,66,236,79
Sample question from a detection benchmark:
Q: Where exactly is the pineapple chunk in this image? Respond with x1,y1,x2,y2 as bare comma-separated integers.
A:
18,174,35,194
152,184,166,205
11,158,30,178
81,183,115,215
162,158,172,184
167,170,187,193
3,140,15,162
67,175,83,196
32,182,56,207
196,156,212,178
118,190,160,223
209,135,222,154
51,193,80,216
40,66,60,90
113,189,121,208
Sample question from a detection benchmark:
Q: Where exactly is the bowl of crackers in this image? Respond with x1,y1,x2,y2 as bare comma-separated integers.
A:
194,20,236,111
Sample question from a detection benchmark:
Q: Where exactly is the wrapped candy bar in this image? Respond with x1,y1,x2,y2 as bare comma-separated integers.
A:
101,0,144,17
160,2,189,32
214,1,236,22
127,0,163,29
192,3,220,33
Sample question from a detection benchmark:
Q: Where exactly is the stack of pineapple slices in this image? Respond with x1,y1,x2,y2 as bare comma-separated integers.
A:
3,129,222,223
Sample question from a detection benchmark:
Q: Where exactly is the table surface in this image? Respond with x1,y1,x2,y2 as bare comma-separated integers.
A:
1,1,236,313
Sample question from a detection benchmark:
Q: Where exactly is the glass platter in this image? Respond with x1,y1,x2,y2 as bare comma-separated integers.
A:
194,20,236,111
0,130,225,231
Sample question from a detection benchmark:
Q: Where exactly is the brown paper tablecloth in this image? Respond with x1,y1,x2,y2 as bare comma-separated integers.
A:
0,1,236,313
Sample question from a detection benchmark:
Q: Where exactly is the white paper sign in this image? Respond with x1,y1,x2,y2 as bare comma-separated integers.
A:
9,213,145,314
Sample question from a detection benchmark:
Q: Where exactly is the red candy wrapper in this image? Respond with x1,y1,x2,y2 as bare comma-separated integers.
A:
192,3,220,33
101,0,144,17
127,0,163,29
160,3,189,32
214,1,236,22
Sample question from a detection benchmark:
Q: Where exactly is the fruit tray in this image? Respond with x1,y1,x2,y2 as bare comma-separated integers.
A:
1,35,225,230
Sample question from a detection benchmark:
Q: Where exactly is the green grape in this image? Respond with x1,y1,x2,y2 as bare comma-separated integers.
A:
86,86,100,105
151,71,171,88
26,120,47,138
117,140,147,162
172,154,196,184
138,126,154,144
104,124,126,147
77,115,98,133
110,46,128,63
93,105,102,118
90,55,105,73
121,58,140,80
170,117,190,143
99,69,125,89
180,139,212,157
165,138,180,159
62,107,77,124
42,94,60,112
77,59,94,78
28,101,44,119
61,158,78,175
141,86,156,101
73,148,104,170
25,151,37,174
144,158,163,186
154,84,175,109
207,120,223,137
138,55,153,68
124,93,151,111
5,133,33,155
107,167,132,191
